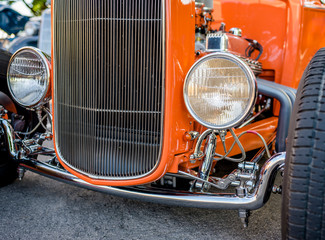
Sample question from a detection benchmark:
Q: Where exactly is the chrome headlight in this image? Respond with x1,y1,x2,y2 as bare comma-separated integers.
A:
7,47,51,108
184,52,257,130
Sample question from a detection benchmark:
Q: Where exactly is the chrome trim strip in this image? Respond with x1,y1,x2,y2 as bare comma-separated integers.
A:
21,153,285,210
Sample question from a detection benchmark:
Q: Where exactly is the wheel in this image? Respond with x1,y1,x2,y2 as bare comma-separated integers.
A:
0,157,17,187
0,125,17,187
0,147,17,187
282,48,325,239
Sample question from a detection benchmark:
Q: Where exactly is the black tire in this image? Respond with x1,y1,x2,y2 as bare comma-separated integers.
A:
282,48,325,239
0,123,17,187
0,158,17,187
0,140,17,187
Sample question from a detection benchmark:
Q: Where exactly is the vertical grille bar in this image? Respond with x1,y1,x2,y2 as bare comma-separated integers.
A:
53,0,165,179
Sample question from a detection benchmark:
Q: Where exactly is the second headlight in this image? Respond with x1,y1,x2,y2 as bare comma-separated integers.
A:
184,52,257,130
7,47,51,108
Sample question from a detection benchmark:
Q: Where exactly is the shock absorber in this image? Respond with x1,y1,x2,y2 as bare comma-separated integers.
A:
194,132,217,191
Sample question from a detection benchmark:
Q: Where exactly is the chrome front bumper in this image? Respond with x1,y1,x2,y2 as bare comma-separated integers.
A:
20,153,285,210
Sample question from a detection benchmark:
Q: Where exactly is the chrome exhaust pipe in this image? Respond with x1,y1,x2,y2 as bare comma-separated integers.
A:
20,152,285,210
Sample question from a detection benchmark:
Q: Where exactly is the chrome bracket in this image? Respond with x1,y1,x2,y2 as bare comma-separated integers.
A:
236,161,259,197
190,129,213,163
216,172,237,190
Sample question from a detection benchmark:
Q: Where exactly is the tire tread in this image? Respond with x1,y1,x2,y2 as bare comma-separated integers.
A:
282,48,325,239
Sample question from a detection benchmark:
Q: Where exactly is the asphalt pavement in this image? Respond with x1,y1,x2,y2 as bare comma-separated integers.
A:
0,170,282,240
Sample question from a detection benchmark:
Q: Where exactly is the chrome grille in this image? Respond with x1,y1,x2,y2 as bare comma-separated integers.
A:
53,0,165,179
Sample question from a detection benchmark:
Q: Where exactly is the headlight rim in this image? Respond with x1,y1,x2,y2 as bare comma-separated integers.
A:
183,52,257,130
7,46,51,108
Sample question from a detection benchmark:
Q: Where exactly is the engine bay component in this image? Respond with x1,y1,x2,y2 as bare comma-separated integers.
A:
206,32,229,51
196,0,214,10
195,0,215,52
184,52,257,130
7,47,51,108
229,28,242,37
206,33,263,75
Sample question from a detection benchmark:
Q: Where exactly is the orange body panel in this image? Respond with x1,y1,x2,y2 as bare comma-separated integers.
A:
212,0,288,83
212,0,325,88
50,0,325,186
288,6,325,88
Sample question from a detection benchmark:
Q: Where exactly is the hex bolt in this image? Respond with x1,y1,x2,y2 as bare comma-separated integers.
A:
272,185,282,194
238,162,259,171
190,155,196,164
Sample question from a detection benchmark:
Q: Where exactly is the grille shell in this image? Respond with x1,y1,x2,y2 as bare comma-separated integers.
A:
53,0,165,180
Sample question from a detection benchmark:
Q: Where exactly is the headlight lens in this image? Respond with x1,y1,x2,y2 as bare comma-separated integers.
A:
184,52,257,130
7,47,51,107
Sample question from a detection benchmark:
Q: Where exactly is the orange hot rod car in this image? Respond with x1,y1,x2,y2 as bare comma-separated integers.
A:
0,0,325,238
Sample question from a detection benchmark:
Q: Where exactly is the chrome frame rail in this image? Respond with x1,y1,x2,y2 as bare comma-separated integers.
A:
20,152,285,210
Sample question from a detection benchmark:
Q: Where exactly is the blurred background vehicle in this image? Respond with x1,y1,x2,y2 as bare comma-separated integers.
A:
37,9,51,55
0,2,50,55
0,4,30,49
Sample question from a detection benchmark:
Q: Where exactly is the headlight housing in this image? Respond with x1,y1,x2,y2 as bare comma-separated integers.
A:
184,52,257,130
7,47,51,108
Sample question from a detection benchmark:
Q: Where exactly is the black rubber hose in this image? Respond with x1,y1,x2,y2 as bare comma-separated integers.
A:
256,78,294,152
257,78,296,106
